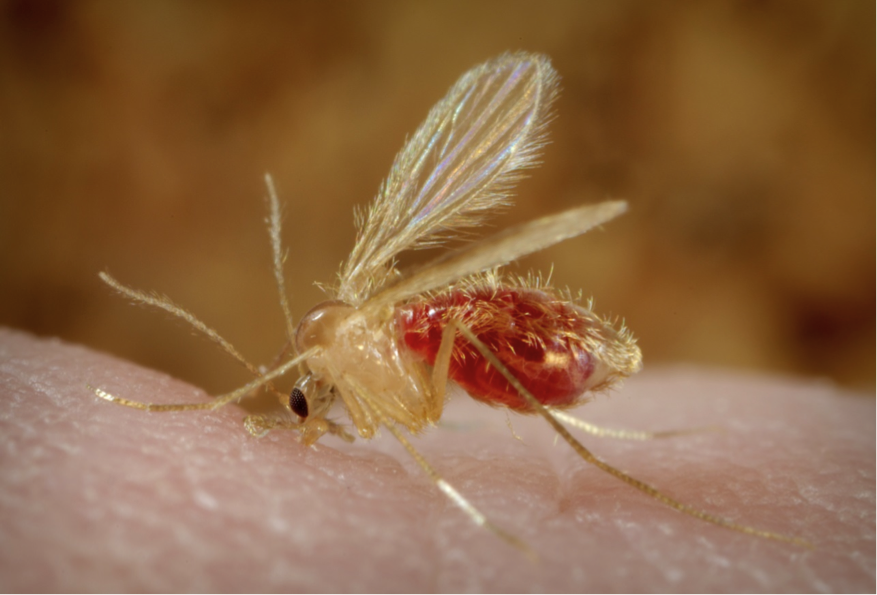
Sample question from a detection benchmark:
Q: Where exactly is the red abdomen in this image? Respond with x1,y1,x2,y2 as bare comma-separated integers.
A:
396,286,598,412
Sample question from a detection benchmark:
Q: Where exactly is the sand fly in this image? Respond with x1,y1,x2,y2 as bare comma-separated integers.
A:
92,52,807,552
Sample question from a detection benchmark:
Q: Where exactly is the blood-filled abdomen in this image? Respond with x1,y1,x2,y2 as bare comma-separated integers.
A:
396,283,635,412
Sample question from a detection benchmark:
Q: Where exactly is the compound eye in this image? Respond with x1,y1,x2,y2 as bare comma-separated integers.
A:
289,387,309,419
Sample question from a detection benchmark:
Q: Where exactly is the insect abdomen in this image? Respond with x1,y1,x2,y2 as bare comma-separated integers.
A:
397,285,617,412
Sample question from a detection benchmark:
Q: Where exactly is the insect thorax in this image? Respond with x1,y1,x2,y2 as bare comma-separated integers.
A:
295,300,438,439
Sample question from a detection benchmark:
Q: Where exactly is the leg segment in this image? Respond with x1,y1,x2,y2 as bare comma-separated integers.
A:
89,347,317,413
431,312,458,404
343,373,537,559
447,320,811,548
548,409,722,441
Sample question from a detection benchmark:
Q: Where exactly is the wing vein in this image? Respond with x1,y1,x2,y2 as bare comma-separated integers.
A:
338,52,559,305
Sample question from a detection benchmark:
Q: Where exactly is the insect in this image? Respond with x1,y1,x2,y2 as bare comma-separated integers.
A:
93,52,807,551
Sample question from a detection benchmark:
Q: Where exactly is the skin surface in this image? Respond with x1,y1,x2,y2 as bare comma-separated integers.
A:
0,327,873,592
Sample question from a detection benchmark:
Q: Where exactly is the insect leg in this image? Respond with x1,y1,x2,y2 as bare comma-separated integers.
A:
88,347,315,413
548,409,722,441
424,309,459,419
429,320,688,442
447,320,811,548
342,374,536,559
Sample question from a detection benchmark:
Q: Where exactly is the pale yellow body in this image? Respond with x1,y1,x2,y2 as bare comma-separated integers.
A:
294,301,443,443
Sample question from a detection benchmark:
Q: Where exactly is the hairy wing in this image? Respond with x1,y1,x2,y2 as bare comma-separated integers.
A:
361,201,628,314
338,52,559,305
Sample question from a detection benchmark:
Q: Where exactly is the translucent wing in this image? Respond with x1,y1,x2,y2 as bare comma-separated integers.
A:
361,201,628,314
338,52,559,305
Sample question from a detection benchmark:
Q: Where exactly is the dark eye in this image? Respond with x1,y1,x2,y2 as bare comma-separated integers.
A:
289,387,309,418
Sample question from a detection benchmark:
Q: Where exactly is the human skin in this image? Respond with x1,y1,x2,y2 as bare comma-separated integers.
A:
0,327,873,592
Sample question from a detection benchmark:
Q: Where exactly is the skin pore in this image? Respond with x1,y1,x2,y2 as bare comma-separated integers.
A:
0,327,873,591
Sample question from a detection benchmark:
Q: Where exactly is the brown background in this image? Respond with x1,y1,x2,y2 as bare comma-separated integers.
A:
1,0,873,397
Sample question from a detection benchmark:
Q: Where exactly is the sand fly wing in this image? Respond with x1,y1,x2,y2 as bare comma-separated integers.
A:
362,201,628,312
338,53,559,305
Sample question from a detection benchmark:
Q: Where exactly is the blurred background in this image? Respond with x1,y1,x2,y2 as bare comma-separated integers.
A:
1,0,873,397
